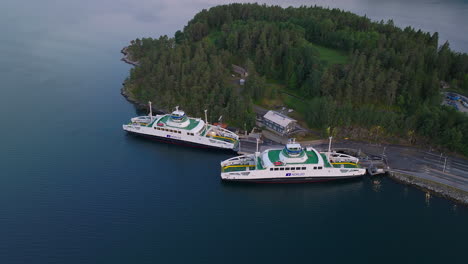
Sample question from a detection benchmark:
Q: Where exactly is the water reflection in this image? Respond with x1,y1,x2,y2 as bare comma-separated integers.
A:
372,179,382,192
425,192,431,207
221,178,364,207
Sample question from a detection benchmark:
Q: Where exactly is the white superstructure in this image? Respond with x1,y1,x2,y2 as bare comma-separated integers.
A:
220,140,366,183
123,103,239,150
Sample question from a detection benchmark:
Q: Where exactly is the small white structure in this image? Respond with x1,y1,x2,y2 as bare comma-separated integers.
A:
239,79,245,85
262,110,297,136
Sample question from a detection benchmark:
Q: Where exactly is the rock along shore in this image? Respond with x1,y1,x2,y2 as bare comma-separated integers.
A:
389,171,468,205
120,46,165,114
120,46,139,66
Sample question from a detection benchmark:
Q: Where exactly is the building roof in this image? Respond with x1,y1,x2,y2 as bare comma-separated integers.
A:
263,110,296,127
232,64,248,75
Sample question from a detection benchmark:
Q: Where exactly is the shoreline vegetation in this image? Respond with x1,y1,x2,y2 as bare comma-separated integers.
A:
121,47,166,113
120,47,139,66
121,3,468,156
120,49,468,205
120,3,468,204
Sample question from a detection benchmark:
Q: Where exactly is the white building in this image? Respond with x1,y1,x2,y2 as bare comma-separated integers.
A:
262,110,297,136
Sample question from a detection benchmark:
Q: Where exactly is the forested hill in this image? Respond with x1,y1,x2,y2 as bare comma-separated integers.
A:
123,3,468,155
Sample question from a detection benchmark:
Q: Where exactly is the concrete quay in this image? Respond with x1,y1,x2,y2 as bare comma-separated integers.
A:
238,138,468,204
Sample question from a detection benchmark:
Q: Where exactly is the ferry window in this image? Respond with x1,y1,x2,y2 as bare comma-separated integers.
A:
318,167,323,170
296,167,301,170
313,167,317,170
280,168,284,171
270,168,273,171
285,167,290,170
274,168,279,171
302,167,306,170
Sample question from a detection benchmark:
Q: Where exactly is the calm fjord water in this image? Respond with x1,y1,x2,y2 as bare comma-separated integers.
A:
0,1,467,263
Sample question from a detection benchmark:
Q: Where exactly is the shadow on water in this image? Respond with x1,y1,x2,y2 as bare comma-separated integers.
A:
123,132,238,156
220,176,365,191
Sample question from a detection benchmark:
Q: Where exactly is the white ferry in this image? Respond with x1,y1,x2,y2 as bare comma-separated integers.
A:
220,140,366,183
123,102,239,150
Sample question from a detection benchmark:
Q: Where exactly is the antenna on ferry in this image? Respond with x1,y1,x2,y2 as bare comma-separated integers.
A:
204,109,208,124
256,138,260,154
218,115,223,123
175,105,179,112
148,101,153,121
327,136,333,161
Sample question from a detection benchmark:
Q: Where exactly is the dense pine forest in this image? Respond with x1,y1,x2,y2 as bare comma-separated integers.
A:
123,3,468,155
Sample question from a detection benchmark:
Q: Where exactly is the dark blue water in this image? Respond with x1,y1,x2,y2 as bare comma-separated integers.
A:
1,1,467,263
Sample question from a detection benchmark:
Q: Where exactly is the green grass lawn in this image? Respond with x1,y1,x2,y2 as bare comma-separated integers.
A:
308,42,348,66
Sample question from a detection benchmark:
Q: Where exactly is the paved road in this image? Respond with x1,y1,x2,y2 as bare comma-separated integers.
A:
313,140,468,192
238,138,468,192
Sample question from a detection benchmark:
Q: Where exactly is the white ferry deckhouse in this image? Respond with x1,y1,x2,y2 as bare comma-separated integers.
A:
123,102,239,150
220,139,366,183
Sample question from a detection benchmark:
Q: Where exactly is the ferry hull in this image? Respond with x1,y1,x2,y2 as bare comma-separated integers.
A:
125,130,236,151
221,175,364,183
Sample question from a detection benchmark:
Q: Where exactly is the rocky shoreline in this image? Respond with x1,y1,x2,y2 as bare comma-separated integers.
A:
388,171,468,205
120,46,139,66
120,46,165,114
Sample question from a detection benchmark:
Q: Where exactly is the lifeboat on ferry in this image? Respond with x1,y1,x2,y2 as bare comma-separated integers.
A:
274,161,283,166
157,123,164,126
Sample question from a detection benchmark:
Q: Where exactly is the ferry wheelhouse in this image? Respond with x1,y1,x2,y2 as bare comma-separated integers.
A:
123,102,239,150
220,140,366,183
